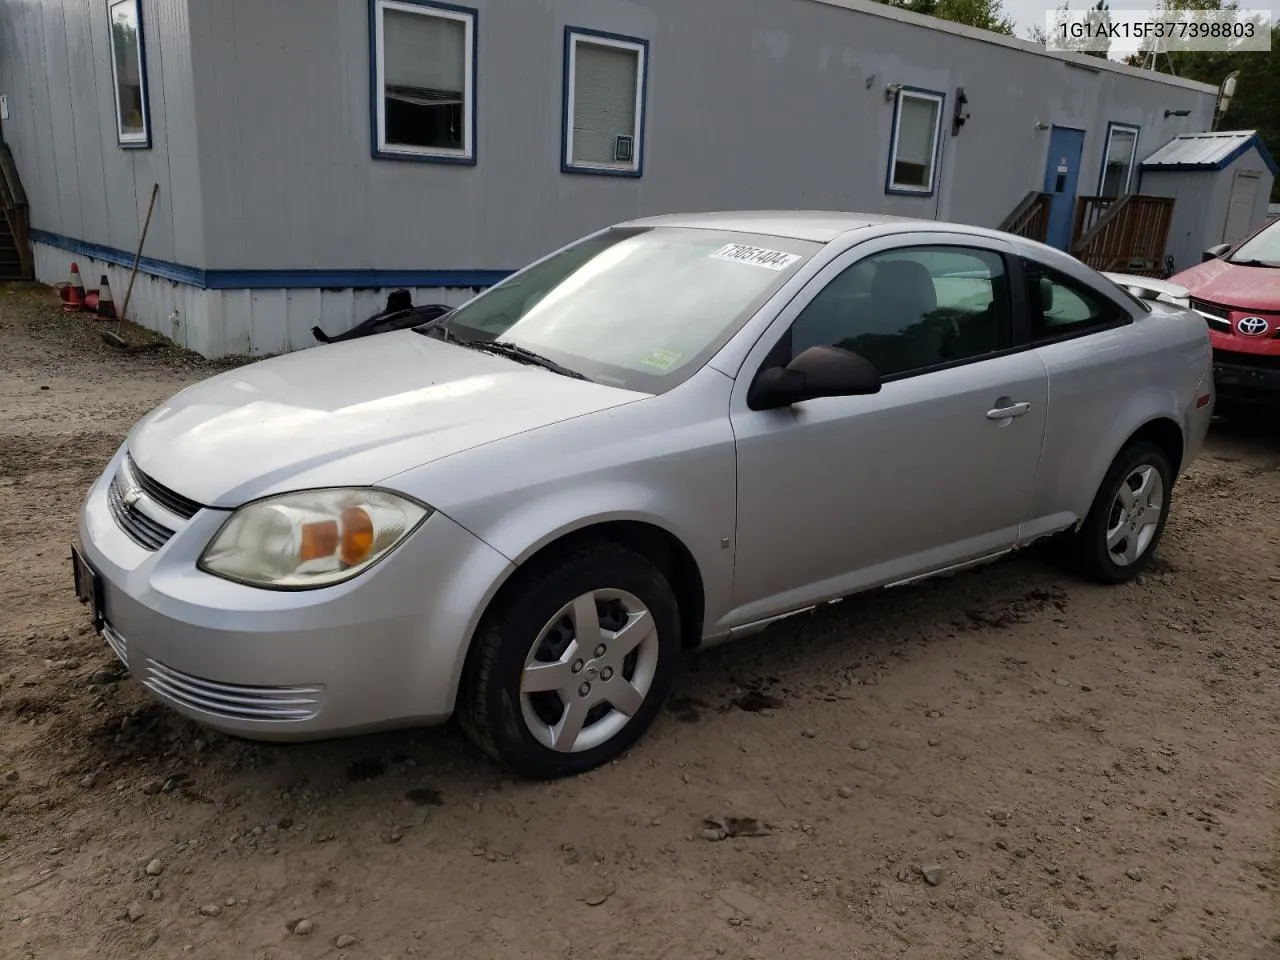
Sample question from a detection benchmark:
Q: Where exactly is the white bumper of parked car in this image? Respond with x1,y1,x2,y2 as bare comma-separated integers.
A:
75,445,513,741
1102,272,1191,308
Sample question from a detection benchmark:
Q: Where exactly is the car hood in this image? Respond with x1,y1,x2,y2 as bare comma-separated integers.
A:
126,331,645,508
1168,259,1280,311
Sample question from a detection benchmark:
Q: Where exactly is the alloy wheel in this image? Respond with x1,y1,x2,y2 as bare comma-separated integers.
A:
519,588,659,753
1105,464,1164,567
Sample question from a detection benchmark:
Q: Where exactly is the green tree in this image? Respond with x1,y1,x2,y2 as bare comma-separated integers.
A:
876,0,1016,35
1125,0,1280,199
1083,0,1112,59
1030,0,1111,57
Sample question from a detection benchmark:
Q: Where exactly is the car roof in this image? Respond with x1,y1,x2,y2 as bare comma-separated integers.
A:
618,210,930,243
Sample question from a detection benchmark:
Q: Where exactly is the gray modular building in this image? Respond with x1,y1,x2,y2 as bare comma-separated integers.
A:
0,0,1220,357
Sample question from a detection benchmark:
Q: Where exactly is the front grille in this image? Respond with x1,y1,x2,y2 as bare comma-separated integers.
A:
107,472,176,550
123,455,202,520
1190,299,1232,333
1213,348,1280,371
103,623,129,668
142,659,323,722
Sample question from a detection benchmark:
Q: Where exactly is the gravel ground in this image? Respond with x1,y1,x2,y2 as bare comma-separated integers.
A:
1,283,1278,960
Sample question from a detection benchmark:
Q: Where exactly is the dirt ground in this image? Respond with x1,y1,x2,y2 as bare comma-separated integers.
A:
1,283,1278,960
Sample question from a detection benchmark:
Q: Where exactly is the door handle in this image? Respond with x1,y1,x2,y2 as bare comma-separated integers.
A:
986,401,1031,420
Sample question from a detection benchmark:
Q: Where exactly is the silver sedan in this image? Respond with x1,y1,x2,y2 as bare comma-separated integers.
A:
73,212,1215,779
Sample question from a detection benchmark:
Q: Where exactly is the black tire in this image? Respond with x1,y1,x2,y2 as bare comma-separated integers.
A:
1067,440,1173,585
456,541,681,780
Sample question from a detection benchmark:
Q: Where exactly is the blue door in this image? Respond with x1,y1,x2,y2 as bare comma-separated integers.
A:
1042,127,1086,251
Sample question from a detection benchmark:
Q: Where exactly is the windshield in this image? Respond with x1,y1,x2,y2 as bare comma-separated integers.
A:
1228,217,1280,267
425,226,819,392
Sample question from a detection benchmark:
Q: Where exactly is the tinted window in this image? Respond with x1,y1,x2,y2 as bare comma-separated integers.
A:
787,246,1013,378
1022,260,1125,341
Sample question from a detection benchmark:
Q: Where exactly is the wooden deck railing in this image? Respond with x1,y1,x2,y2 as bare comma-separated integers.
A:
0,142,33,280
1068,194,1175,277
997,191,1052,243
1070,196,1118,247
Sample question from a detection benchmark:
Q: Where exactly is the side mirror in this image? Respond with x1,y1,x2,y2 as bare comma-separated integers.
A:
747,345,881,411
1037,276,1054,312
1202,243,1232,262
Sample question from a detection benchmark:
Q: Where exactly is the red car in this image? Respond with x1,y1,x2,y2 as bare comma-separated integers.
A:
1169,215,1280,414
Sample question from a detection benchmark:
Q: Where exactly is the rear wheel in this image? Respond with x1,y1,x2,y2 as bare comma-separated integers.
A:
1067,441,1173,584
457,541,681,779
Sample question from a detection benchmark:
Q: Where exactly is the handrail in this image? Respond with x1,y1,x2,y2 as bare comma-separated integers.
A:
0,142,27,209
0,142,33,279
1069,193,1175,277
1070,193,1135,255
998,190,1052,243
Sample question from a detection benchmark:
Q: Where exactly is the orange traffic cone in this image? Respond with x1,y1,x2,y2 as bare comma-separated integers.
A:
95,274,117,320
63,262,87,313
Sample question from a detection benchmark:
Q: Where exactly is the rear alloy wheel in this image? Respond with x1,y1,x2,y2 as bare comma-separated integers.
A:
1070,441,1173,584
457,542,680,779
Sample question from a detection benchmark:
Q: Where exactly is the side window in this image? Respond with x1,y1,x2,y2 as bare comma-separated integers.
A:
1022,260,1126,342
563,30,648,176
107,0,151,149
371,0,477,163
887,89,944,195
788,246,1013,379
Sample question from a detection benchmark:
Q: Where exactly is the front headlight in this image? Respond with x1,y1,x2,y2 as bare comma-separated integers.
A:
198,488,431,589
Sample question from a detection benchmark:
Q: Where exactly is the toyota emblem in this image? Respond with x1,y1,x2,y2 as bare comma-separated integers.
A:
1237,316,1269,336
122,486,143,507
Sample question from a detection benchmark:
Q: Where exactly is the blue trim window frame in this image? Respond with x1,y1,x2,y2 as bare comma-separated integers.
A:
106,0,151,149
1097,121,1140,198
369,0,478,164
885,86,945,197
561,27,649,178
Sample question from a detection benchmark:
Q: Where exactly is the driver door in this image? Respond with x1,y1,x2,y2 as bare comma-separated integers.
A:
725,234,1049,627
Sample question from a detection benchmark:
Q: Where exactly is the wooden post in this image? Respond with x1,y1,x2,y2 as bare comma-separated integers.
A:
118,183,159,333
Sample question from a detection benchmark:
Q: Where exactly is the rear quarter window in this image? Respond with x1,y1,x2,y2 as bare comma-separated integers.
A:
1022,260,1128,342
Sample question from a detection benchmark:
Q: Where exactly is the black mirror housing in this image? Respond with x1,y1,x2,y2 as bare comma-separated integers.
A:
747,345,881,410
1037,276,1054,312
1202,243,1232,262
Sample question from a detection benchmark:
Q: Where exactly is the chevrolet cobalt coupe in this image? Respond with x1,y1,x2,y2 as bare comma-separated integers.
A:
73,212,1214,779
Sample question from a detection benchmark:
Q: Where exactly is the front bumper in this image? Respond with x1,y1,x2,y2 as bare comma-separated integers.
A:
76,447,513,741
1213,354,1280,406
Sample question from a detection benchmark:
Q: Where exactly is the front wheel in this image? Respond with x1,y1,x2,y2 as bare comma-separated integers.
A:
457,541,681,780
1068,441,1173,584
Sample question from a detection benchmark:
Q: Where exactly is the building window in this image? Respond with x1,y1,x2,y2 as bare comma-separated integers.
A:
107,0,150,148
370,0,477,163
562,28,648,177
886,89,944,196
1098,123,1139,198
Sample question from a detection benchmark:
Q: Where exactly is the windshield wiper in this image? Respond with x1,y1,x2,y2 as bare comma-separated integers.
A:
1227,258,1279,268
411,313,464,342
468,340,591,381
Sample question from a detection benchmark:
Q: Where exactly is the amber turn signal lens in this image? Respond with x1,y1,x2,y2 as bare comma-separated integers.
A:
299,520,339,561
340,507,375,566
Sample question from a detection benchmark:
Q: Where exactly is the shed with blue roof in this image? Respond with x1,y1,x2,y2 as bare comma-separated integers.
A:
1139,131,1277,273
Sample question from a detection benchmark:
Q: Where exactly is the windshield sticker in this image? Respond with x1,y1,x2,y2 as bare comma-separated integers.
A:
709,243,801,271
641,348,683,371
